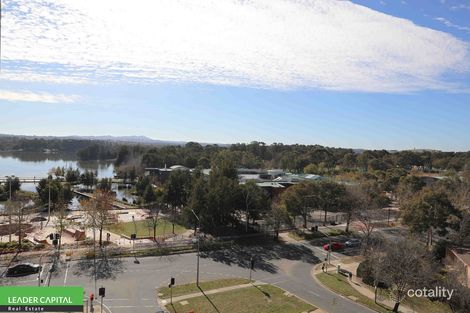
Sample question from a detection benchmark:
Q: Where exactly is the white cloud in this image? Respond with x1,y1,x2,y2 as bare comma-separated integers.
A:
0,89,79,103
2,0,470,92
434,17,470,34
450,4,470,10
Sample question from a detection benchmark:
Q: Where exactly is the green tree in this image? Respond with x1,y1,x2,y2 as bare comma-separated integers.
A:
402,189,460,246
165,170,192,234
65,167,81,183
239,181,270,232
143,185,157,204
281,182,319,228
317,181,346,226
185,176,208,233
98,178,112,191
266,202,291,238
79,170,97,190
36,178,73,211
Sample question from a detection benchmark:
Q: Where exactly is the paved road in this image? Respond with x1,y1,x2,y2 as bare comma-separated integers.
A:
1,240,373,313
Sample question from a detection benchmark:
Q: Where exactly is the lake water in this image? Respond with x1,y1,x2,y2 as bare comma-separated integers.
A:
0,152,115,178
0,152,136,211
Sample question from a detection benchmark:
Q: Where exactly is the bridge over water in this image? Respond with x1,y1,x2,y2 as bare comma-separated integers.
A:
73,190,138,210
0,176,47,183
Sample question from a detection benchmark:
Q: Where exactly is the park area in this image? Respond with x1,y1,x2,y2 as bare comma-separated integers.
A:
107,219,188,238
316,272,452,313
158,279,317,313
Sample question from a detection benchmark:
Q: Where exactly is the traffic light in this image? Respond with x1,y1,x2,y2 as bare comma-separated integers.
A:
55,233,60,240
99,287,105,297
130,234,136,240
250,258,255,270
90,293,94,302
170,277,175,286
49,234,54,240
52,239,58,246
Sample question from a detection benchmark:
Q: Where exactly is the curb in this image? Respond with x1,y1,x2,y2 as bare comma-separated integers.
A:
310,266,377,313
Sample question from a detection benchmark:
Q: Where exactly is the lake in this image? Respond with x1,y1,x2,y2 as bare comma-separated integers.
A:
0,152,136,211
0,151,115,179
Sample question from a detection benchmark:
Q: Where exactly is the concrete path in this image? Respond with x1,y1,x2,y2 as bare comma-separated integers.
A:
160,281,267,304
326,259,415,313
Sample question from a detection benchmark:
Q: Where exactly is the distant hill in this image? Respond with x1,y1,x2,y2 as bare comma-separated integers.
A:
0,134,223,147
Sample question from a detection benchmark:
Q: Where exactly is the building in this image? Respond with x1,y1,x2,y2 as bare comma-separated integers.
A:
445,248,470,287
144,165,190,183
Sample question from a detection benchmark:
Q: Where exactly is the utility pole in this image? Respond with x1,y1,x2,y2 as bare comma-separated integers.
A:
92,213,97,295
6,176,11,243
190,209,201,287
8,176,12,200
47,178,51,224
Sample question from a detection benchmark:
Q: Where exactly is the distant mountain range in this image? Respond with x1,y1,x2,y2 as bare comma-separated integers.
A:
0,134,222,146
0,134,444,151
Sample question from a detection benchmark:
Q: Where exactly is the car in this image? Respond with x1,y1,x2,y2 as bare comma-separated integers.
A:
345,238,361,247
5,263,41,277
323,242,344,251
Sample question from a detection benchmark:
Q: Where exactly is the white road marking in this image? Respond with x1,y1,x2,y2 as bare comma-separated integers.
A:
16,279,38,284
308,290,321,297
63,263,69,286
104,299,130,301
102,302,113,313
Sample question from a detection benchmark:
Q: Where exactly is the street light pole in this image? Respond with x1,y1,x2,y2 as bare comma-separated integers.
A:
6,176,12,243
8,176,12,200
47,178,51,224
190,209,200,287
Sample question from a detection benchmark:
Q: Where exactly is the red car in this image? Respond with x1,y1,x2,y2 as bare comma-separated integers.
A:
323,242,344,251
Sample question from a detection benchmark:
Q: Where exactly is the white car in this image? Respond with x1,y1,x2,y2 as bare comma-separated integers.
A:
345,238,361,247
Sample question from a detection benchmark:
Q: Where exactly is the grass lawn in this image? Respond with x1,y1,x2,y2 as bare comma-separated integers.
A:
107,219,188,238
316,272,393,313
289,228,350,241
403,296,452,313
165,283,316,313
317,272,452,313
368,282,452,313
288,231,325,241
158,278,251,299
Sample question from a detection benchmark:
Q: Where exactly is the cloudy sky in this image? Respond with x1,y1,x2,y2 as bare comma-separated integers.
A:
1,0,470,150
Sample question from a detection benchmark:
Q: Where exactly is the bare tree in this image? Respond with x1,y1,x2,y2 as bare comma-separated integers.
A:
145,199,165,242
82,190,115,247
443,268,470,313
376,239,435,312
53,198,69,252
4,199,29,249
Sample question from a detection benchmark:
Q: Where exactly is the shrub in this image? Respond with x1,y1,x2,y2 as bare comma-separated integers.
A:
432,239,450,262
356,259,375,286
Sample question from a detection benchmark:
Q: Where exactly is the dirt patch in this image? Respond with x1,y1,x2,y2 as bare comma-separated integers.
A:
0,223,32,236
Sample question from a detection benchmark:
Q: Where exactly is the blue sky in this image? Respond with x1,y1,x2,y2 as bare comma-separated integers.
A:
1,0,470,151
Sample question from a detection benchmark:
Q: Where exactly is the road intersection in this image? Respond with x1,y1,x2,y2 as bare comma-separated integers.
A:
2,237,373,313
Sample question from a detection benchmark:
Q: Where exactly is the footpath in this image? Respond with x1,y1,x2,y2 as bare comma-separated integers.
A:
312,258,415,313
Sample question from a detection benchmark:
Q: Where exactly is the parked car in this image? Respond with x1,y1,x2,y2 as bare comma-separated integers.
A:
345,238,361,247
5,263,41,277
323,242,344,251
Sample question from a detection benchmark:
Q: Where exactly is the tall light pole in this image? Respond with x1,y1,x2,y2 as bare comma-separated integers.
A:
5,176,12,243
47,178,51,224
190,209,201,287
